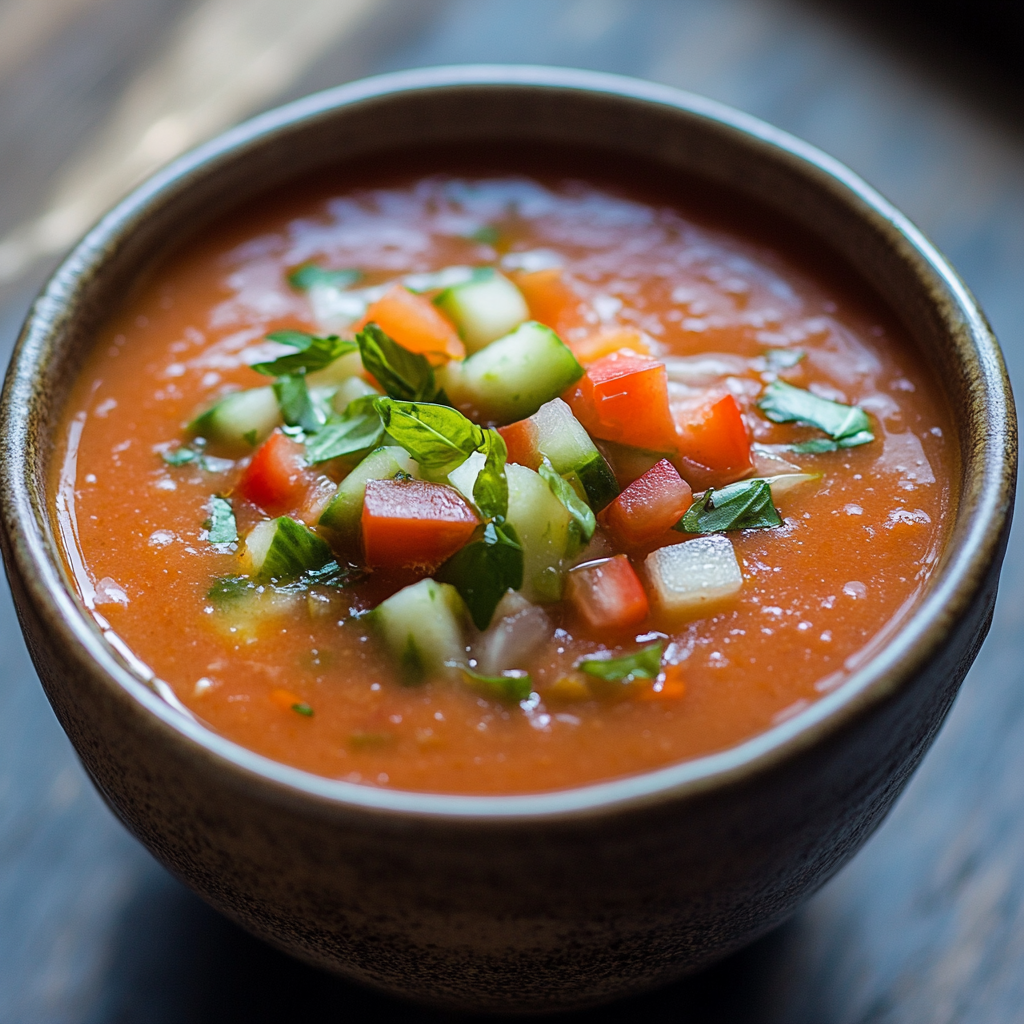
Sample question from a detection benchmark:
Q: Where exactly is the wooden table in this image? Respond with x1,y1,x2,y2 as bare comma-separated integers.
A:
2,1,1023,1019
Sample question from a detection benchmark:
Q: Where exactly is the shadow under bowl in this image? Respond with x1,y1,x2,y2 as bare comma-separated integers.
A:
0,66,1015,1013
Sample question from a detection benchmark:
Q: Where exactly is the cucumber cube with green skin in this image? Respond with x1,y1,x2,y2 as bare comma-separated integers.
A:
370,578,468,683
244,517,333,582
530,398,619,510
189,386,281,454
305,349,364,388
506,463,572,603
438,321,583,426
434,270,529,353
330,375,381,413
317,446,418,548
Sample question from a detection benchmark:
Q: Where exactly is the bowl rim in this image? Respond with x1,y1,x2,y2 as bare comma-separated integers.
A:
0,64,1015,822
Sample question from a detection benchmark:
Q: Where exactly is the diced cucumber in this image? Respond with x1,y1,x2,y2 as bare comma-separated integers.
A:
644,535,742,617
434,270,529,353
317,445,417,548
370,578,468,683
243,517,333,582
305,349,364,388
530,398,619,510
190,387,281,454
330,375,381,413
439,321,583,425
506,463,572,603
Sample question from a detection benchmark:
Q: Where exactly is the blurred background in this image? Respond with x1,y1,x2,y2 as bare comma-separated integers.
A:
1,1,1023,1020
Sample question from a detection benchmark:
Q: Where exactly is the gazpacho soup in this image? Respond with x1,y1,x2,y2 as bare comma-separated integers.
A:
53,165,953,795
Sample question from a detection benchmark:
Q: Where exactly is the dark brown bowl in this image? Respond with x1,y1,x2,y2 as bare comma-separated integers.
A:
0,66,1016,1013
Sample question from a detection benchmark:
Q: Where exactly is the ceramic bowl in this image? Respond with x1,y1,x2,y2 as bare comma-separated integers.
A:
0,67,1015,1013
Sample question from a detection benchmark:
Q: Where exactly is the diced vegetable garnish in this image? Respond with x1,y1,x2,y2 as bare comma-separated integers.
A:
331,376,380,411
458,666,532,703
190,387,281,454
237,431,315,516
273,374,322,434
565,555,649,630
361,478,480,569
305,349,364,388
471,590,551,677
287,264,361,292
594,439,672,488
356,324,441,403
499,398,619,510
537,457,595,555
505,462,573,603
764,472,820,498
673,392,753,484
439,321,584,425
600,459,693,547
243,516,333,582
206,495,237,545
356,284,464,362
571,327,652,364
370,578,467,683
437,520,524,629
251,331,356,377
434,269,529,353
757,380,873,447
644,535,743,615
565,350,678,453
577,641,663,683
318,445,417,547
677,479,781,533
512,268,581,334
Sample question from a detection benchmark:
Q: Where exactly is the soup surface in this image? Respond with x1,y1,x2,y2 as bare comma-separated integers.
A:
53,171,953,794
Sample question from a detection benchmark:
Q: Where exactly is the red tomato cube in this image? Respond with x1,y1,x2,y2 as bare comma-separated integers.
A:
497,416,541,469
565,554,650,631
237,431,314,516
673,392,753,484
362,479,479,568
564,350,678,453
599,459,693,547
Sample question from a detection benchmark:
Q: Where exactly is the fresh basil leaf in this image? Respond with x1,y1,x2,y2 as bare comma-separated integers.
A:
253,331,356,376
437,520,524,630
291,701,315,716
473,429,509,522
273,375,323,434
162,447,197,466
287,264,361,292
757,380,872,442
356,323,438,402
376,398,484,470
677,479,782,533
788,431,874,453
578,642,663,683
457,665,532,703
304,396,385,462
206,495,238,545
538,456,596,552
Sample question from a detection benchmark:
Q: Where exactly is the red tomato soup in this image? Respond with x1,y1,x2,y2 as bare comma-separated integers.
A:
52,170,954,795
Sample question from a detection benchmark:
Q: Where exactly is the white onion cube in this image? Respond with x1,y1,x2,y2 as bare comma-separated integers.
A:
645,536,743,614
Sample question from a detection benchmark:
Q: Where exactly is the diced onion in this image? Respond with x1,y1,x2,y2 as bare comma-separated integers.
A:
645,536,743,615
473,590,551,676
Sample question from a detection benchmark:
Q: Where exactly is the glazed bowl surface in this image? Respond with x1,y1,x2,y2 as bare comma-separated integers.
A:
0,66,1015,1013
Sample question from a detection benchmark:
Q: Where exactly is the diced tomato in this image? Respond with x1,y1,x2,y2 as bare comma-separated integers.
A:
356,284,464,363
639,663,687,701
237,431,315,516
497,417,541,469
564,554,650,631
362,479,479,568
599,459,693,547
673,392,753,484
571,327,652,365
564,350,678,453
513,268,583,335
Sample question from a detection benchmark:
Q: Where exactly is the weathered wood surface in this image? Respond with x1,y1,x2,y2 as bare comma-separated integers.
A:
1,1,1023,1019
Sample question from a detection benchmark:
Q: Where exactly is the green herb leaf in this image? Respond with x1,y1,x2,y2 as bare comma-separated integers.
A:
787,431,875,453
757,380,872,442
437,520,524,630
458,665,532,703
578,642,663,683
472,429,509,522
287,264,361,292
677,479,782,533
207,495,238,545
304,395,385,462
376,398,484,471
253,331,356,377
356,323,438,402
273,374,323,434
291,701,315,716
538,456,596,553
162,447,197,466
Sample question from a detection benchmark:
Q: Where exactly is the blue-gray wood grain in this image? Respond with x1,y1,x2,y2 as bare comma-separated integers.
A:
2,1,1023,1020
